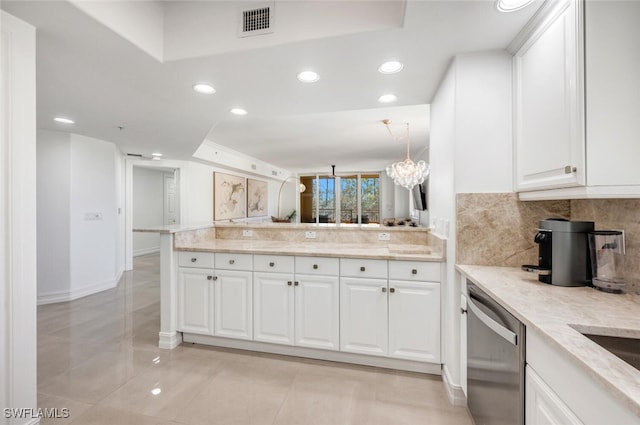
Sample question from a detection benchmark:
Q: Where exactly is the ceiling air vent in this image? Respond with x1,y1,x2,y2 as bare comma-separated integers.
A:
239,4,274,38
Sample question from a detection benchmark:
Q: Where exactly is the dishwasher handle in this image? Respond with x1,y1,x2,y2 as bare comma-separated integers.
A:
467,296,518,346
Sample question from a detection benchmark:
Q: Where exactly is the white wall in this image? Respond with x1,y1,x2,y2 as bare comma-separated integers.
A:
37,131,71,296
429,50,513,403
132,167,165,256
1,10,38,424
37,131,124,304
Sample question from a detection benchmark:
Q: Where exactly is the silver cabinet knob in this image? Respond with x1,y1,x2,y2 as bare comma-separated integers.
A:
287,281,293,286
382,287,387,293
229,259,235,265
313,264,318,270
411,269,418,275
207,275,213,280
191,258,197,263
360,266,366,272
294,281,299,286
269,262,275,267
390,288,395,293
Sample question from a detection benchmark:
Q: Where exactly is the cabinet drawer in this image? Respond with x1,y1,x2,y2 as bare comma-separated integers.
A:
215,253,253,271
340,258,388,279
295,256,339,276
389,261,440,282
254,255,294,273
178,251,214,268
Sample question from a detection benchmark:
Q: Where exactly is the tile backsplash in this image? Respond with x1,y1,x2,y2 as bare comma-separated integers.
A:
457,193,639,294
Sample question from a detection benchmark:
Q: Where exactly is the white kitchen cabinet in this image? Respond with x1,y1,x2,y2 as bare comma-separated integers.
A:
514,0,640,199
255,255,339,350
214,269,253,340
340,277,388,356
514,0,585,192
526,366,583,425
389,279,440,362
295,274,340,350
177,267,214,335
341,259,440,363
254,272,295,345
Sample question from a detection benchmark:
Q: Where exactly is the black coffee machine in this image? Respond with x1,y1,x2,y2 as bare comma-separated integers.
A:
522,218,594,287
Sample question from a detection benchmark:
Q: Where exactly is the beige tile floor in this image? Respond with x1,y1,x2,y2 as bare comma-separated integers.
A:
37,254,472,425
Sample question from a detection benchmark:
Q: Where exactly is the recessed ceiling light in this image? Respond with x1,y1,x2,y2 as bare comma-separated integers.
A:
151,152,162,157
377,94,398,104
297,71,320,83
230,108,248,116
54,117,75,124
378,61,403,74
193,83,216,94
495,0,535,12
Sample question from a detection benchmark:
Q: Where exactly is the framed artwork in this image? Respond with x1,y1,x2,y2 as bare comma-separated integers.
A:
247,178,268,217
213,172,246,220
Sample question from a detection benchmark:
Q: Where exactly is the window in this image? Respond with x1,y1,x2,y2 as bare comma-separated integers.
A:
300,173,380,224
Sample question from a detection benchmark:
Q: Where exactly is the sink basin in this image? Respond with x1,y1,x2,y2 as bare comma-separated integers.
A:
582,333,640,371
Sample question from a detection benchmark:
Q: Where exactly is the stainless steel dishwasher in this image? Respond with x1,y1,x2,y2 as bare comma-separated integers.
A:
466,280,525,425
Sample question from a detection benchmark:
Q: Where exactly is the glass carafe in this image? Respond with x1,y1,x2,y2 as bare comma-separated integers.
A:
589,231,626,293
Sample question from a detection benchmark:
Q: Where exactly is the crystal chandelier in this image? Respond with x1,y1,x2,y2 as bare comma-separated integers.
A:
383,119,430,190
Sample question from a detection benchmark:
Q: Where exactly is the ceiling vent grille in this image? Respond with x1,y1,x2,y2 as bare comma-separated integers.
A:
239,4,274,37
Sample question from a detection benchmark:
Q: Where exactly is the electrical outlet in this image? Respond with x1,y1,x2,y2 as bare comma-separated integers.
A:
84,213,103,221
305,231,317,239
242,229,253,237
378,232,391,241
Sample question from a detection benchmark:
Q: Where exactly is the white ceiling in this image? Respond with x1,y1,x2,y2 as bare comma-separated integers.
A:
1,0,541,174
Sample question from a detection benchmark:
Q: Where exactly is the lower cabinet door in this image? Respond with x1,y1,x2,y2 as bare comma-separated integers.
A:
253,272,294,345
294,274,339,350
340,277,388,356
178,267,214,335
388,280,440,362
214,270,253,340
526,366,584,425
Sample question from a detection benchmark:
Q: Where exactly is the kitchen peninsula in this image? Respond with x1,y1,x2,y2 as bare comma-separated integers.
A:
135,222,445,374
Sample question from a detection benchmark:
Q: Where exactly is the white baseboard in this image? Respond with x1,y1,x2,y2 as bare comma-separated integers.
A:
182,333,442,375
133,247,160,257
37,267,124,305
158,331,183,349
442,364,467,406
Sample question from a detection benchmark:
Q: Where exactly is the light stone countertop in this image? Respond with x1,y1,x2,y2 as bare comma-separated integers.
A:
133,223,214,234
457,264,640,418
176,239,442,262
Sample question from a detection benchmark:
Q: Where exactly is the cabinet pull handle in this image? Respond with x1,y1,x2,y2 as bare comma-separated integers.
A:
229,259,235,265
390,287,395,293
294,281,299,286
411,269,418,275
191,258,197,262
360,266,366,272
269,262,275,267
382,287,387,293
564,165,577,174
313,264,318,270
287,281,293,286
207,275,213,280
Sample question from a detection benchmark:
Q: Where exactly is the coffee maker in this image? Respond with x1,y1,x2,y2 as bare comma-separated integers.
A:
522,218,595,287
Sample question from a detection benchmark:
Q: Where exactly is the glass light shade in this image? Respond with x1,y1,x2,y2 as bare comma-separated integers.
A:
299,183,306,193
385,158,430,190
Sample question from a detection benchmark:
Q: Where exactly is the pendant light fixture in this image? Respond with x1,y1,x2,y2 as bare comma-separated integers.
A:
383,119,429,190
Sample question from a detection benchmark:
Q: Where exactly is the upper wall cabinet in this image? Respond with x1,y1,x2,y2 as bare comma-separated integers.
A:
513,0,640,200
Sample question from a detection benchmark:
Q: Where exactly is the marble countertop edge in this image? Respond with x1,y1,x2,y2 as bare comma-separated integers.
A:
456,264,640,418
175,241,443,262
